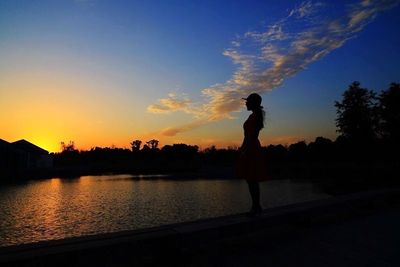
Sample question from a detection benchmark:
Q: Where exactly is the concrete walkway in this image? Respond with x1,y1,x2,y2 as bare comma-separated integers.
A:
1,189,400,266
185,207,400,266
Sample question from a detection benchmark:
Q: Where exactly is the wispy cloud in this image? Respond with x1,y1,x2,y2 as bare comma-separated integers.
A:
148,0,399,136
160,120,208,136
147,93,192,114
289,1,324,19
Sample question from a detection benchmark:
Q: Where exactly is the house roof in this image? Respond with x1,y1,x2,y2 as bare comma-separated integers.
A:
11,139,48,155
0,139,10,146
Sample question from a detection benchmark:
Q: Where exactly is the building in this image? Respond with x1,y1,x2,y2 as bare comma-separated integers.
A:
11,139,53,169
0,139,53,178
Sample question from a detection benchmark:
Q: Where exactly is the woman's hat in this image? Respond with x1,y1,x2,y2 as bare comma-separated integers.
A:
242,93,262,106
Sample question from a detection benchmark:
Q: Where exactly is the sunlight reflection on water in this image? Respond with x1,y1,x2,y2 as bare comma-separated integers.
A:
0,175,329,247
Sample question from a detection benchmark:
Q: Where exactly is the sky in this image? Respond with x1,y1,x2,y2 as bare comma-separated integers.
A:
1,0,399,152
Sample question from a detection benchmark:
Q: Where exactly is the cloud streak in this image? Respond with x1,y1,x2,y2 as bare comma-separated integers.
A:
147,93,192,114
160,120,208,136
148,0,399,136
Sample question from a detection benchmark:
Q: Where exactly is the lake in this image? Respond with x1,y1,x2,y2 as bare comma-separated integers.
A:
0,175,329,247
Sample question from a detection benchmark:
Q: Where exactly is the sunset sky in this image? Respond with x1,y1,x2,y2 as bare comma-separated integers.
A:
1,0,399,152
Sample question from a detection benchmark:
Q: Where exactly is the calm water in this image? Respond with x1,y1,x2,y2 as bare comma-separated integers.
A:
0,175,329,247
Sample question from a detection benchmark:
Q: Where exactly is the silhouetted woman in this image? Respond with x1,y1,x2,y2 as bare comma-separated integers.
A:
237,93,268,216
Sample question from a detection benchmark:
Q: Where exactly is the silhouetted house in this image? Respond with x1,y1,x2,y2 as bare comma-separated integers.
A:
0,139,12,171
0,138,9,149
11,139,53,169
0,139,27,177
0,139,53,179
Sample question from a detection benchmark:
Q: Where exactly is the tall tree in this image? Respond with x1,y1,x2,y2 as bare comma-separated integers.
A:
335,81,378,144
146,139,159,150
60,141,77,152
379,83,400,145
130,140,142,152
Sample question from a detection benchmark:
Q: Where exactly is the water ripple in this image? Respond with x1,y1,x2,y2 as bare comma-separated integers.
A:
0,176,329,247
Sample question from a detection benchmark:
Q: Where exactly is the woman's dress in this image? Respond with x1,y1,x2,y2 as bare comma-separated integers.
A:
236,113,268,181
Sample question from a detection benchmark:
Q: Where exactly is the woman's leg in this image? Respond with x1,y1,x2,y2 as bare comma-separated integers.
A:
247,180,261,212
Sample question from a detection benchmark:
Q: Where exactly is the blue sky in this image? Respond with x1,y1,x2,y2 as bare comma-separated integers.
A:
1,0,399,151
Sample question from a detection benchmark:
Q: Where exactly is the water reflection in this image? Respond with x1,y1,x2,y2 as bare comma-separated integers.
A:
0,176,329,247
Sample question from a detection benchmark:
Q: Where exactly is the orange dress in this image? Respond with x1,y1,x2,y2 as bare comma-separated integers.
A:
236,113,268,181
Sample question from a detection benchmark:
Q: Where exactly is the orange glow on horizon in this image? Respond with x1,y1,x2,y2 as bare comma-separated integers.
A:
1,127,331,153
0,67,331,152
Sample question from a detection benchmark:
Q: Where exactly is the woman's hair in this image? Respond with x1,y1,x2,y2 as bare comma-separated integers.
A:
246,93,265,129
254,106,265,130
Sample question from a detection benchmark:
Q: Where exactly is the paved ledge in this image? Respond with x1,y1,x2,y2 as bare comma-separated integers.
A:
1,189,400,266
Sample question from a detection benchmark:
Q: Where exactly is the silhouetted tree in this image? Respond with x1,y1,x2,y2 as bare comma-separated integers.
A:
379,83,400,145
288,141,308,162
61,141,77,152
202,145,217,163
264,144,287,162
146,139,159,150
204,145,217,154
161,144,199,158
130,140,142,152
201,145,238,165
141,144,151,152
308,137,334,161
335,81,378,144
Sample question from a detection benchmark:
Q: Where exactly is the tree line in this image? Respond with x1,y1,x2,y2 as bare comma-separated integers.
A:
54,81,399,175
335,81,400,154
